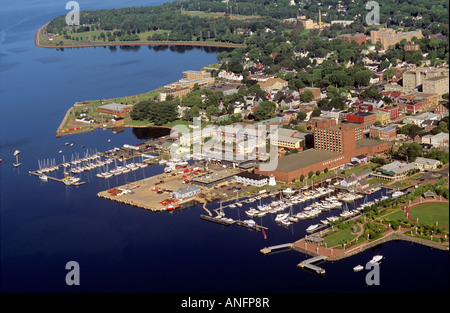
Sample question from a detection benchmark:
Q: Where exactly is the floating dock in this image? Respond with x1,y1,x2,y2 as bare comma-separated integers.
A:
297,255,326,275
260,243,292,255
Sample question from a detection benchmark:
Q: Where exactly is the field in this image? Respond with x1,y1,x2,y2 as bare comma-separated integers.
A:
409,202,449,227
323,228,357,247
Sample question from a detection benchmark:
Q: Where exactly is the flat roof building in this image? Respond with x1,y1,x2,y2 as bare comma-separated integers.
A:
97,103,134,118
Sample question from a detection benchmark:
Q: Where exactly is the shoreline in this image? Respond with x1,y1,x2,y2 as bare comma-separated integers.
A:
35,23,243,50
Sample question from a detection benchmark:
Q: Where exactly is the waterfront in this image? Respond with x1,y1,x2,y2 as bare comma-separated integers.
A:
0,0,449,294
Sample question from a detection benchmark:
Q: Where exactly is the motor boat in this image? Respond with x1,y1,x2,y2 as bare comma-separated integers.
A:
353,265,364,272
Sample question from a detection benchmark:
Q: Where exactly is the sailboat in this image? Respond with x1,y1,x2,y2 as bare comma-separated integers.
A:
13,150,21,168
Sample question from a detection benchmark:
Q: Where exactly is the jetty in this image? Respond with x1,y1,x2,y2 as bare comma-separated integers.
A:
199,214,234,226
28,170,86,186
297,255,326,275
260,243,292,255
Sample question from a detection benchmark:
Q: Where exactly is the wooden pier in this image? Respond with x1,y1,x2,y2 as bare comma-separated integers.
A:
260,243,292,255
297,255,326,275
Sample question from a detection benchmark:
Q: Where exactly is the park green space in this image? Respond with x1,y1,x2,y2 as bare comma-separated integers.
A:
323,228,357,247
409,202,449,227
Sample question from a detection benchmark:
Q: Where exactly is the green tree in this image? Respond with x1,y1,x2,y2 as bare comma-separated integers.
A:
300,90,314,102
253,100,276,121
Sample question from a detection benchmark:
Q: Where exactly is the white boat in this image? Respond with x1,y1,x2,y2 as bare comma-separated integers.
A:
39,174,48,181
280,219,292,227
370,255,384,264
245,208,259,217
229,204,236,208
306,224,320,232
283,188,295,196
275,213,289,222
244,219,256,227
235,202,243,207
391,191,404,198
353,265,364,272
13,150,21,168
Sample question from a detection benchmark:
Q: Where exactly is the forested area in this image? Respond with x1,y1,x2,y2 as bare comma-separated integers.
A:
47,0,449,45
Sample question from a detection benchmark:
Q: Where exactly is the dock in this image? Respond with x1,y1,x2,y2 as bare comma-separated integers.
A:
199,214,234,226
28,171,86,186
235,220,268,232
297,255,326,275
260,243,292,255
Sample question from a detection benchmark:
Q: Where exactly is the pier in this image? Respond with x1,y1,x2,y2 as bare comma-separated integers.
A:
28,171,86,186
199,214,234,226
235,220,268,231
297,255,326,275
260,243,292,255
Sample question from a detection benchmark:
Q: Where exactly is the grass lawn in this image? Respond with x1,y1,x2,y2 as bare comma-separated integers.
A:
323,228,357,247
409,202,449,227
383,209,409,223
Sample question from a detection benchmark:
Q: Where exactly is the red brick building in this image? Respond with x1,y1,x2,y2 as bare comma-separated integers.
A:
380,106,400,120
369,126,397,141
299,87,321,100
337,33,367,45
97,103,134,118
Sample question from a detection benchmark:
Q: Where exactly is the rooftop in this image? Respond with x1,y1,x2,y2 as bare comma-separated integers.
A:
98,103,133,111
271,149,342,173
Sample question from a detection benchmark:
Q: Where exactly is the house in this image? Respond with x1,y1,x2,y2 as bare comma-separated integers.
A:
352,168,372,180
413,157,441,170
421,132,449,149
281,107,298,125
257,77,288,93
172,185,201,200
351,155,368,165
235,171,269,187
340,176,358,187
356,179,370,190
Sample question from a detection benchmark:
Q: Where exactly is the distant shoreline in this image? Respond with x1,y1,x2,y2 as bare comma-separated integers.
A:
35,23,243,50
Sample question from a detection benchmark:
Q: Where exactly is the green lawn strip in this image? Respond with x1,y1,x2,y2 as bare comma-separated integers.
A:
382,209,409,223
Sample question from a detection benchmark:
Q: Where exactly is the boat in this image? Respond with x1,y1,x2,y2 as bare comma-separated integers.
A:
353,265,364,272
235,202,243,207
306,224,320,232
391,191,404,198
13,150,21,168
370,255,384,264
39,174,48,181
243,219,256,227
275,213,289,222
283,188,295,196
229,204,236,208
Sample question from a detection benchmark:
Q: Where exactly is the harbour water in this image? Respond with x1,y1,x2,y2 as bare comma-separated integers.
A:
0,0,448,294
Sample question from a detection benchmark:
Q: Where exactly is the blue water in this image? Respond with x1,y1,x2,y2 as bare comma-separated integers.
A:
0,0,448,294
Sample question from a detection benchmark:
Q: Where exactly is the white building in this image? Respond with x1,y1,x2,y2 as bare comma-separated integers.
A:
172,185,201,200
235,171,269,187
